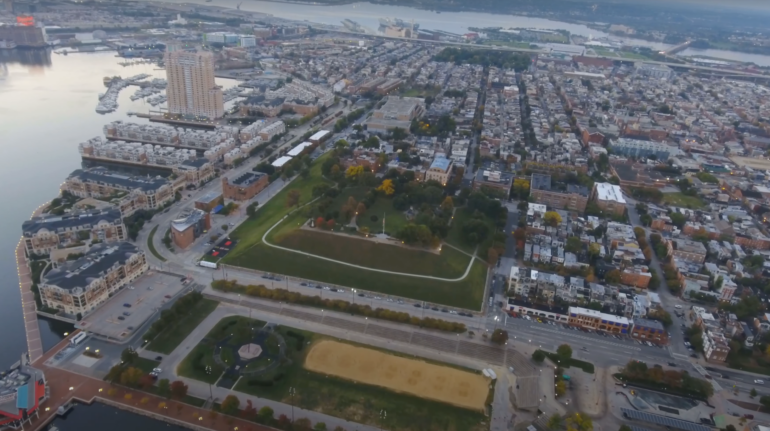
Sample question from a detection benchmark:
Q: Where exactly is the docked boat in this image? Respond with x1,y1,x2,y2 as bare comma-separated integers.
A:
0,40,17,50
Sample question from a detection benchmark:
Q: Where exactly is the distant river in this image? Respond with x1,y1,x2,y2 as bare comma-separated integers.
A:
163,0,770,65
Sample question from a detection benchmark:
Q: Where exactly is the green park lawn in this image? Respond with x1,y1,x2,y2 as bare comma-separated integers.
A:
444,208,496,255
231,326,488,431
662,192,706,209
222,155,488,309
145,299,220,354
177,316,267,384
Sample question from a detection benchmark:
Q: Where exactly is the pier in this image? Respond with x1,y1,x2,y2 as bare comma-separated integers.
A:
16,240,43,363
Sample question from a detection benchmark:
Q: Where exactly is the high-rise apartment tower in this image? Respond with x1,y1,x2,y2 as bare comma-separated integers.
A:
164,48,224,119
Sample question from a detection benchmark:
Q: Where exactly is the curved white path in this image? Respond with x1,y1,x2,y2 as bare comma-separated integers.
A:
262,214,479,282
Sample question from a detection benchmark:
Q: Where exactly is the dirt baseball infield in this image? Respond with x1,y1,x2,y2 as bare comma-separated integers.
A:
304,340,489,410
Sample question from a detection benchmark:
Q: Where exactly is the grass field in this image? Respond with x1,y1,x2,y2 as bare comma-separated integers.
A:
145,299,219,354
133,357,160,374
223,155,487,309
147,225,166,262
329,186,409,235
482,40,533,49
272,229,471,278
177,316,266,384
232,326,489,431
662,192,706,209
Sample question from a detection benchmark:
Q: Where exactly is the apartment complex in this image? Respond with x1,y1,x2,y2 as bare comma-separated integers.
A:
529,173,589,212
172,158,216,187
568,306,631,334
630,318,668,345
171,208,211,249
222,172,268,201
424,156,452,185
165,48,224,119
39,242,148,316
590,182,627,216
610,137,675,161
364,96,425,133
63,167,175,216
22,208,126,257
667,238,707,264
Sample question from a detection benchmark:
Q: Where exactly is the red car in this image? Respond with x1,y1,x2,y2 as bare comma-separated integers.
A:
164,295,172,299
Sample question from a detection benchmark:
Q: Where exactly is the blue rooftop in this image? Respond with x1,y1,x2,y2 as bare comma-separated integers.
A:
430,156,451,171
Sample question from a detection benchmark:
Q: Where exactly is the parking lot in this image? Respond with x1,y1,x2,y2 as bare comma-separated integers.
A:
77,272,190,341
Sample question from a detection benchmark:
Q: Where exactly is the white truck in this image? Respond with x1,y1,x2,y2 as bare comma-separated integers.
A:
199,260,218,269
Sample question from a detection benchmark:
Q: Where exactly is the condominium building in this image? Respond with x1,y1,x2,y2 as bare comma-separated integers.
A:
667,238,707,264
222,172,269,201
703,330,731,362
165,49,224,119
567,306,631,334
39,242,148,316
590,182,627,216
63,167,176,217
364,96,425,133
610,138,675,161
529,173,589,212
630,318,668,345
22,208,126,257
171,208,211,249
424,156,452,186
172,158,215,187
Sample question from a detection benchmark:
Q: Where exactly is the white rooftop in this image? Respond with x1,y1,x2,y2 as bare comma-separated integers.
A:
287,142,313,157
309,130,330,141
272,156,293,168
594,183,626,204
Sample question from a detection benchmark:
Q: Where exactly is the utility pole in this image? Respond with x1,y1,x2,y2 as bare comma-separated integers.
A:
289,387,296,424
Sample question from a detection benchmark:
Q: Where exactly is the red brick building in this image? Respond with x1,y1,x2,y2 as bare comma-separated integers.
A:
222,172,268,202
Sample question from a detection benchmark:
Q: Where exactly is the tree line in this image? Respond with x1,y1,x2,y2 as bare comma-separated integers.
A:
212,280,467,333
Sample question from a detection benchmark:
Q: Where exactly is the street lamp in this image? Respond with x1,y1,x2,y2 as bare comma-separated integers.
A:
289,387,296,423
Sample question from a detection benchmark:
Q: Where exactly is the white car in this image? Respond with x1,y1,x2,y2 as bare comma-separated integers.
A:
152,368,162,374
675,305,682,309
755,380,765,385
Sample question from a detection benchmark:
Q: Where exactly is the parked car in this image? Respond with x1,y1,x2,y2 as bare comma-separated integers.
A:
123,303,131,308
755,379,765,384
123,311,131,316
117,316,125,321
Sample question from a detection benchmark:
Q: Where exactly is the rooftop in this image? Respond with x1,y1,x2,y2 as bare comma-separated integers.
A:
68,167,169,193
22,207,122,237
594,182,626,203
309,130,330,141
229,172,266,187
171,208,207,233
633,317,665,331
429,156,452,172
272,156,293,168
42,242,141,291
287,142,313,157
531,173,551,191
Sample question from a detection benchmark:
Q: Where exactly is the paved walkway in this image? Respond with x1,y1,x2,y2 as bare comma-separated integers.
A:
262,211,480,282
17,240,44,363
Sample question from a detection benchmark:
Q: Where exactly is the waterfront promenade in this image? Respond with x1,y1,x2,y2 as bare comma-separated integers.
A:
28,335,275,431
17,240,43,363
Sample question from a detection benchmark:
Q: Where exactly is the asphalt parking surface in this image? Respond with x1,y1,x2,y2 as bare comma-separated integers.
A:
77,272,189,341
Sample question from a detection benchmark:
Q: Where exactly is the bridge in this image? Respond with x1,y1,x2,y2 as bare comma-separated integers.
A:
664,40,692,55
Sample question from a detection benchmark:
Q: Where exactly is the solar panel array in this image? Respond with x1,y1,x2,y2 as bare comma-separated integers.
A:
621,408,712,431
630,426,656,431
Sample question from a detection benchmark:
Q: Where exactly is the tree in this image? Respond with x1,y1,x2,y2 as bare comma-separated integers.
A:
314,422,328,431
555,380,567,397
490,329,508,345
105,364,124,383
544,211,562,227
512,178,530,199
760,395,770,410
532,350,546,363
376,179,395,196
391,127,408,141
487,247,500,266
619,426,632,431
557,344,573,362
565,236,582,253
440,196,454,212
356,202,367,216
258,406,274,423
170,380,188,400
669,212,687,228
345,165,364,180
119,367,143,387
751,388,758,398
221,394,240,415
588,243,601,259
605,269,621,284
547,414,563,430
566,412,593,431
158,379,171,398
121,348,138,364
286,189,301,207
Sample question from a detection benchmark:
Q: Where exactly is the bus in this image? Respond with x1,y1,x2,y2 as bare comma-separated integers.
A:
70,332,88,346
